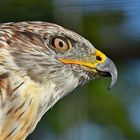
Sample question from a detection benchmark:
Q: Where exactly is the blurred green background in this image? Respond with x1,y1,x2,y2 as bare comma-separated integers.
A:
0,0,140,140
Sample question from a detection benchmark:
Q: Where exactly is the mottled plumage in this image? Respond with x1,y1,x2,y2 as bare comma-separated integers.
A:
0,21,117,140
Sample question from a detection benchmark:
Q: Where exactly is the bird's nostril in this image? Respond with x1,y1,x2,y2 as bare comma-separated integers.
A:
96,55,102,61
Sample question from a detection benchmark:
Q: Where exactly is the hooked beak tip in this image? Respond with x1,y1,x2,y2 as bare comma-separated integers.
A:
96,58,118,89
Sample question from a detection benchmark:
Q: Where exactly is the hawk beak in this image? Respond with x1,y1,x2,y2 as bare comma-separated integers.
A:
96,58,118,89
58,49,118,89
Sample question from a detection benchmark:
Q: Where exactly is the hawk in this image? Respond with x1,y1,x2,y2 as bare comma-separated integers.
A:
0,21,117,140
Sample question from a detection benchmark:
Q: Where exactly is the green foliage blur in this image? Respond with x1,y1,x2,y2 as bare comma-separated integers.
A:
0,0,140,140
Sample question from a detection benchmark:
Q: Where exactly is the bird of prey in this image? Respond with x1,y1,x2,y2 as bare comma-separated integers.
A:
0,21,117,140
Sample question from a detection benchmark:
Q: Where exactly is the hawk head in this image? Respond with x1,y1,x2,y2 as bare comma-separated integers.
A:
7,22,117,90
0,22,118,139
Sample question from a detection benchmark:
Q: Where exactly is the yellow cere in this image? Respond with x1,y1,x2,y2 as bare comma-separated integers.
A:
95,49,107,63
58,49,107,68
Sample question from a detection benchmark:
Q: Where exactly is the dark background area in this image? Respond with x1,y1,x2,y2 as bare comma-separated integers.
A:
0,0,140,140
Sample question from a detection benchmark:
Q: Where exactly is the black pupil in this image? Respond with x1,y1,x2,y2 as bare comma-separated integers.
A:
96,55,102,61
59,41,64,47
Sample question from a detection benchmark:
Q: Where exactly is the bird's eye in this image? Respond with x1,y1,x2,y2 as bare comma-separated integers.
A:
51,36,70,51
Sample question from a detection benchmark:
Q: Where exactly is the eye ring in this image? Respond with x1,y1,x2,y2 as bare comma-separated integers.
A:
50,36,71,51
